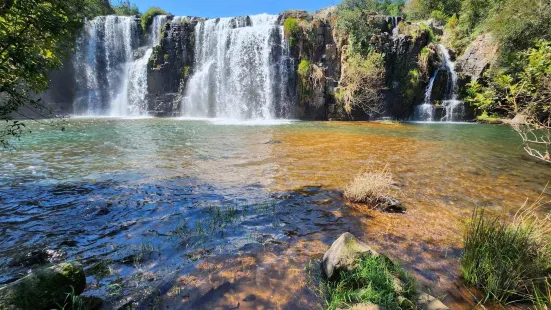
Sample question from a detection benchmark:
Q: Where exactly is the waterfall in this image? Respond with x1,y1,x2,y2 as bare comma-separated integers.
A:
413,44,464,122
73,15,166,117
150,15,168,46
182,14,293,120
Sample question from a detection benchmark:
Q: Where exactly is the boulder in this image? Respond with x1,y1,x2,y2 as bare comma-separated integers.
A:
322,232,378,280
418,293,450,310
456,33,499,82
0,262,86,310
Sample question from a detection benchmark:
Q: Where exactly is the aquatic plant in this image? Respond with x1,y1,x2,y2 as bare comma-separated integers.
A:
344,164,394,205
461,194,551,305
307,254,417,310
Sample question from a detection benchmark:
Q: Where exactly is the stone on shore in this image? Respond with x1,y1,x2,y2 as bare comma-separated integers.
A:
0,262,86,310
322,232,378,280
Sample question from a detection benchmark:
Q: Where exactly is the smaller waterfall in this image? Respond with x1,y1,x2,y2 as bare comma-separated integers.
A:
150,15,168,46
413,44,464,122
74,15,168,117
388,16,400,37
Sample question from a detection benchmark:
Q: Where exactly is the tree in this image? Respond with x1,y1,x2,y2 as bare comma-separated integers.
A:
336,0,379,55
0,0,112,146
112,0,140,16
507,41,551,163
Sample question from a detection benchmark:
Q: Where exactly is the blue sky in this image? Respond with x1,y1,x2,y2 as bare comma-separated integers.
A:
126,0,340,18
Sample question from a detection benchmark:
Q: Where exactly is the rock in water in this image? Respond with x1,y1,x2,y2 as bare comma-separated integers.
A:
376,196,406,213
322,232,378,280
418,293,450,310
0,262,86,310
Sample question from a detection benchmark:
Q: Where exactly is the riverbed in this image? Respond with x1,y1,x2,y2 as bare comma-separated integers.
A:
1,118,549,309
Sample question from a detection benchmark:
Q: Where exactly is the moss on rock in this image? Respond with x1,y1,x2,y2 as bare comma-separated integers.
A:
0,262,86,309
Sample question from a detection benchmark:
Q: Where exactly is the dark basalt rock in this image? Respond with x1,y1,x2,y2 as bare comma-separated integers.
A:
147,18,197,116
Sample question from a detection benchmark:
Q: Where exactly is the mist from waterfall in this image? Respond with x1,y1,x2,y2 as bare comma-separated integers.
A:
413,44,464,122
73,15,167,117
182,14,293,120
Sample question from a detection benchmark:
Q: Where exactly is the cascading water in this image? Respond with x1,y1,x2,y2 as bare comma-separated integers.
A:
182,14,293,120
73,15,167,116
413,44,464,122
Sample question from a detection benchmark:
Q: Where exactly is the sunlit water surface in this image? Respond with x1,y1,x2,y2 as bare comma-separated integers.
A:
1,118,549,309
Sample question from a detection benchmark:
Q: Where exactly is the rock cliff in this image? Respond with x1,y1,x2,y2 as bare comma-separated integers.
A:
147,17,197,116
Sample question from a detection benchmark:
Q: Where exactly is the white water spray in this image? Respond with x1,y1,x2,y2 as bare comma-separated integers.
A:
74,15,167,117
182,14,293,120
413,44,464,122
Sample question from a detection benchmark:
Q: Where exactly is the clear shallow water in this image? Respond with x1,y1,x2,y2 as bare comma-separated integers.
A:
1,119,549,309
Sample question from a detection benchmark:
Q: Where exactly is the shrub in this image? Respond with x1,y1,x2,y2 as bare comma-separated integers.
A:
344,164,393,204
307,254,417,310
430,10,448,22
283,18,299,47
297,59,310,78
461,201,551,305
336,52,386,115
418,47,430,76
141,7,167,31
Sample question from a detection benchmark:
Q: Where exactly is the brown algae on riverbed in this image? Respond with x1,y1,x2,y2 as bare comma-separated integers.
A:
1,119,549,309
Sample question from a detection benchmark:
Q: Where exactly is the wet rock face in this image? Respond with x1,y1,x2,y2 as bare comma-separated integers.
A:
282,9,436,120
383,31,433,119
322,232,379,280
456,33,499,82
0,262,86,310
147,20,196,116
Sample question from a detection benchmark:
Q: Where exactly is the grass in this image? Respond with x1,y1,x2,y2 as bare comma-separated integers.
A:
307,254,418,310
344,164,394,206
461,194,551,306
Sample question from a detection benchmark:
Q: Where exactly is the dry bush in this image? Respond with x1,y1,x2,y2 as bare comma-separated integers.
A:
336,52,386,116
310,63,325,90
344,164,393,204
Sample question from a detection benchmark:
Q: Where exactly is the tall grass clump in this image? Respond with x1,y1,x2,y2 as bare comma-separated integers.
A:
344,164,393,205
307,255,417,310
461,194,551,306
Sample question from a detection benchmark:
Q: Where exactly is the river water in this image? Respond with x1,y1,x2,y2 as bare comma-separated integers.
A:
1,118,549,309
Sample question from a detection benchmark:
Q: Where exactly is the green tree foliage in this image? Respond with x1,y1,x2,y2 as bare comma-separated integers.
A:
467,41,551,117
403,0,460,20
335,0,379,55
141,7,167,32
0,0,112,146
112,0,140,16
376,0,405,16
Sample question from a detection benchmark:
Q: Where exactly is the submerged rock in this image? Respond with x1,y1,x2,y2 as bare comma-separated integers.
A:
322,232,378,280
418,293,450,310
376,196,406,213
339,303,383,310
0,262,86,310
